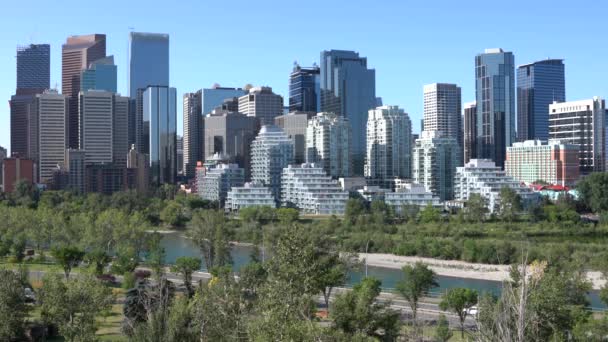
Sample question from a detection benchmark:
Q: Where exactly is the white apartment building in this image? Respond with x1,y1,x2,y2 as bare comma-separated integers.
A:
549,97,606,173
365,105,412,179
199,163,245,206
225,182,276,212
306,112,352,178
412,130,460,201
454,159,539,213
423,83,462,149
250,125,294,201
384,183,441,213
281,163,349,215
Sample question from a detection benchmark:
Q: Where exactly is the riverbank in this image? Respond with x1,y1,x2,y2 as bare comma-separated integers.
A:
360,253,606,290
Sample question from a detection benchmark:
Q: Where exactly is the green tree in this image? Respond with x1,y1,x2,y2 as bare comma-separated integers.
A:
498,187,522,222
439,287,478,338
85,249,110,275
0,269,29,341
345,198,367,224
396,262,438,323
434,314,453,342
160,201,184,228
577,172,608,212
39,274,113,342
465,194,488,222
419,203,441,223
276,207,299,225
170,256,201,298
187,210,232,272
51,246,85,278
371,200,392,224
331,277,400,341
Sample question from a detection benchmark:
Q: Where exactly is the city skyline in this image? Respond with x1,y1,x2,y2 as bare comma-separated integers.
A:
1,0,608,154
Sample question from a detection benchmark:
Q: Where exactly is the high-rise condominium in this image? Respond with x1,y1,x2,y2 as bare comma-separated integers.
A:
183,91,203,178
549,97,606,173
128,32,169,150
463,102,477,164
306,112,352,178
37,90,69,183
320,50,376,175
289,63,320,113
517,59,565,142
238,86,284,126
412,130,460,201
17,44,50,95
275,111,313,164
475,48,515,168
143,86,177,185
250,125,294,201
423,83,462,153
62,34,106,149
81,56,117,92
365,105,412,180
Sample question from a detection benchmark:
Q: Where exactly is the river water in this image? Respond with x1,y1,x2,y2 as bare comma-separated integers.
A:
160,232,605,310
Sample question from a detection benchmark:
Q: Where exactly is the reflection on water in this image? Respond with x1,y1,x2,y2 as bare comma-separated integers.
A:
160,232,606,310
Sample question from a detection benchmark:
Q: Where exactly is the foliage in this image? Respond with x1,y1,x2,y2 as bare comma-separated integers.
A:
85,248,110,275
0,268,29,341
187,210,232,272
51,246,85,278
331,277,400,341
396,262,438,322
276,207,299,225
39,274,113,342
577,172,608,213
419,204,441,223
434,314,452,342
465,194,488,222
498,187,522,222
439,287,478,338
170,256,201,298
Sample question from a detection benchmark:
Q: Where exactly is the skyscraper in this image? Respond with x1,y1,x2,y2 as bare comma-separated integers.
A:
320,50,376,175
78,91,114,164
475,48,515,168
275,111,313,164
143,86,177,185
16,44,50,95
306,112,352,178
423,83,462,153
365,105,412,180
238,86,284,126
412,130,460,201
250,125,294,201
62,34,106,149
81,56,117,93
113,96,130,168
183,91,203,178
517,59,565,141
9,95,36,158
289,63,320,112
128,32,169,151
463,102,477,164
549,97,606,173
201,86,247,115
37,90,69,183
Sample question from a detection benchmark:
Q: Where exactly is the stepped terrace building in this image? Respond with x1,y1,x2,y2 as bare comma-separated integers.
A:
384,183,441,213
225,182,276,212
280,163,349,215
199,163,245,206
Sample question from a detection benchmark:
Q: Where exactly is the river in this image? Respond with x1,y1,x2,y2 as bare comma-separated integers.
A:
160,232,606,310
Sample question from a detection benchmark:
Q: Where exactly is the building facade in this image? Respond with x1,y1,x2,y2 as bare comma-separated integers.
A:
384,183,441,213
37,91,69,183
549,97,606,173
320,50,376,175
275,111,314,164
199,163,245,206
62,34,106,149
505,140,580,186
463,102,477,164
81,56,117,93
250,125,294,201
225,182,276,212
454,159,538,213
306,112,352,178
201,86,246,115
183,91,203,178
412,130,460,201
78,91,114,165
365,105,412,180
475,48,515,168
423,83,462,151
127,145,150,194
143,86,177,185
281,164,349,215
17,44,50,95
289,63,320,112
2,157,34,193
65,149,86,194
238,86,284,126
517,59,565,142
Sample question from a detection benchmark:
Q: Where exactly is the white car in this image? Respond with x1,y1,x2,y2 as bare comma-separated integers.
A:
464,305,478,317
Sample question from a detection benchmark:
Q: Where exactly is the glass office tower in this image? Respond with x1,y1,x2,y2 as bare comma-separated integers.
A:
517,59,565,142
475,48,515,168
81,56,117,92
16,44,50,95
320,50,376,175
201,86,247,115
143,86,177,185
289,63,320,112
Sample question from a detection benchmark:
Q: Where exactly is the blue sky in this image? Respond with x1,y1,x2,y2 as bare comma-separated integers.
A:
1,0,607,154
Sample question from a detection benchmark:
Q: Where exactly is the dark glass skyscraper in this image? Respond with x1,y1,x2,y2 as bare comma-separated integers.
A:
475,48,515,168
16,44,50,95
289,63,320,113
517,59,565,142
320,50,376,175
143,86,177,185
